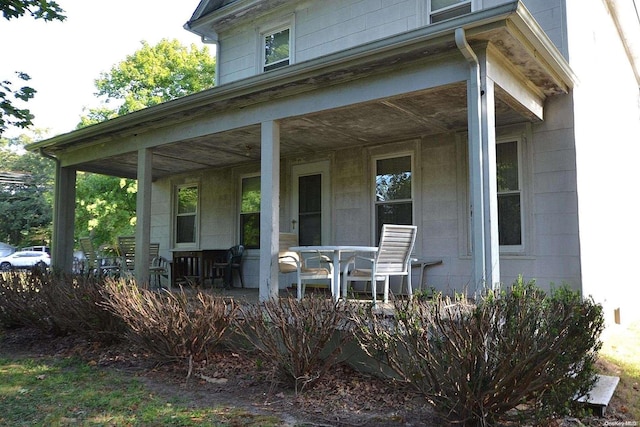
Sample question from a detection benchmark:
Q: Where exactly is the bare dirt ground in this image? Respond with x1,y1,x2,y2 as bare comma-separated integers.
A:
0,327,439,426
0,327,634,427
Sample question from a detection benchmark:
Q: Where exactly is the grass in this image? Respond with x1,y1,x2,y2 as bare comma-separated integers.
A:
597,320,640,420
0,356,282,427
1,321,638,426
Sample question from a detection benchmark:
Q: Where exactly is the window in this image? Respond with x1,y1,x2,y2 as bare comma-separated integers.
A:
262,25,291,72
375,155,413,242
175,185,198,245
429,0,471,23
240,176,261,249
496,141,522,248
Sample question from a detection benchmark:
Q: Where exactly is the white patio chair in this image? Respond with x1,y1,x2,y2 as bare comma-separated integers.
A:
278,232,334,300
342,224,417,304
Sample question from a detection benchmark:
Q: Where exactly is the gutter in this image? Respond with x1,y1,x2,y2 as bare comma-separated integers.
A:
39,147,59,166
183,22,220,88
455,27,486,297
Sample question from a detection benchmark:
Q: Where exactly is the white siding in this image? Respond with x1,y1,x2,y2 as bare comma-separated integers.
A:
566,0,640,324
218,0,421,84
217,0,569,85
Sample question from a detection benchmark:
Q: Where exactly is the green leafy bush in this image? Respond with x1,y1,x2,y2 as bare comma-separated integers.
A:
235,296,355,394
352,278,604,426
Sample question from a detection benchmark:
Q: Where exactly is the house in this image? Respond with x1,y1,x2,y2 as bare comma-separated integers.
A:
28,0,640,325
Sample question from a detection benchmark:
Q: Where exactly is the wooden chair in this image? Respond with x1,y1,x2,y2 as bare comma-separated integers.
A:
342,224,417,304
117,236,136,276
78,237,119,276
278,233,334,300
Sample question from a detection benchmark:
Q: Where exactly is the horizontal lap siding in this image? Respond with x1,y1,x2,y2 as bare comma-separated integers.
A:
219,0,419,85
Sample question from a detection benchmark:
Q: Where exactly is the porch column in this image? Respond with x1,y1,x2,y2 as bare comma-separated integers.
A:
456,28,486,296
479,63,501,290
52,165,76,273
134,148,152,286
259,120,281,301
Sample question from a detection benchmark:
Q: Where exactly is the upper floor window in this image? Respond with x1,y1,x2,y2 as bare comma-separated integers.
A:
496,140,522,249
429,0,471,23
374,155,413,243
262,26,291,72
175,184,198,245
240,175,261,249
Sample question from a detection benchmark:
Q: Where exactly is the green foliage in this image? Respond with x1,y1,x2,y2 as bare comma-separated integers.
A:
353,278,605,426
80,38,216,123
75,106,118,129
0,72,36,134
74,172,137,248
73,39,216,246
0,0,66,136
0,135,54,246
1,0,66,21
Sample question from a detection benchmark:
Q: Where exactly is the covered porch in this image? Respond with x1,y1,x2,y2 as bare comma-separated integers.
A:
29,3,574,301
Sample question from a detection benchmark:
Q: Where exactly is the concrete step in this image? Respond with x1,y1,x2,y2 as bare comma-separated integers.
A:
576,374,620,416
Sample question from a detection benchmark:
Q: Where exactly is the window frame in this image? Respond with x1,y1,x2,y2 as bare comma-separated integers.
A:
259,16,294,73
428,0,473,24
239,174,261,249
173,183,199,248
496,138,525,254
372,152,415,243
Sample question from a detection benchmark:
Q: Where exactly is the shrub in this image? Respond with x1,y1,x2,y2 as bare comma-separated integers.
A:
0,270,124,342
235,296,355,394
352,277,604,426
101,280,237,372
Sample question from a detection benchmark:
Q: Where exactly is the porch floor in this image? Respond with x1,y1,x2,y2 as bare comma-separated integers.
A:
162,283,401,308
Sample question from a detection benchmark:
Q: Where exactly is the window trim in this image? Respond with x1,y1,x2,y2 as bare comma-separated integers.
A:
496,138,525,254
458,133,529,258
173,183,200,249
371,151,415,243
258,15,295,73
428,0,473,24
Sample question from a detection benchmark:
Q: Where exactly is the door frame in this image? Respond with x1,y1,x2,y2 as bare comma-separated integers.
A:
291,160,331,244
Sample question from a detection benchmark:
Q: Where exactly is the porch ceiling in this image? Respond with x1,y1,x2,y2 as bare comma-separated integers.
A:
79,83,527,179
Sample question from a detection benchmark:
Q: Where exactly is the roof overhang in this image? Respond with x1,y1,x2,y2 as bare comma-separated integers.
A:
28,1,576,180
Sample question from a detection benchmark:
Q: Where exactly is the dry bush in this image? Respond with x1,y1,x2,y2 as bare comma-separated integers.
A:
101,280,237,369
235,296,355,394
0,270,49,330
0,270,124,342
353,278,604,426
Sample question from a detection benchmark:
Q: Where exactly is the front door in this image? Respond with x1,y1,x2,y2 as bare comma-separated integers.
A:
292,161,330,245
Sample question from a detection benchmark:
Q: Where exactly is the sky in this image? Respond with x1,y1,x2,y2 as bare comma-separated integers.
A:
0,0,212,139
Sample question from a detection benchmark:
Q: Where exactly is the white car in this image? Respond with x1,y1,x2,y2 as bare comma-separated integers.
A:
0,250,51,271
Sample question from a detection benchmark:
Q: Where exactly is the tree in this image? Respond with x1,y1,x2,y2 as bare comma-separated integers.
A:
0,0,66,136
0,133,54,246
1,0,65,21
75,39,216,246
74,173,137,248
80,38,216,124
